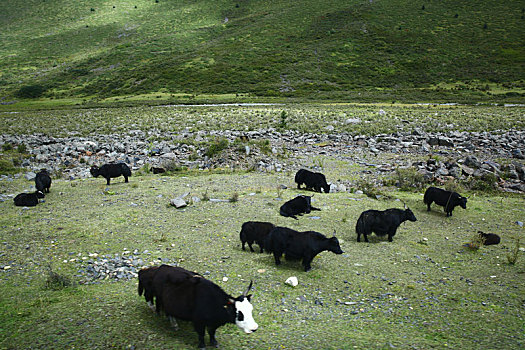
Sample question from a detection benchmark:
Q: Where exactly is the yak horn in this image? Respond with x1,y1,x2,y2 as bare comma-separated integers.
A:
243,280,253,296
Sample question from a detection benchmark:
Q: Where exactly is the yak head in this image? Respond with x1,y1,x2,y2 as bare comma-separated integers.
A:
404,207,417,222
458,196,467,209
90,166,100,177
328,232,344,254
229,281,258,334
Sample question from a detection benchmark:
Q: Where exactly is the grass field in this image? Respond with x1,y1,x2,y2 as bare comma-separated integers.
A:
0,160,524,349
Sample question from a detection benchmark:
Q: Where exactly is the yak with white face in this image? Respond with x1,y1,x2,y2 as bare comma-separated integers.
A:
138,265,257,349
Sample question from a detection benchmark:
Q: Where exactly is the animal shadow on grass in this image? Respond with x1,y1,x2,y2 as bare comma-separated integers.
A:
140,307,195,348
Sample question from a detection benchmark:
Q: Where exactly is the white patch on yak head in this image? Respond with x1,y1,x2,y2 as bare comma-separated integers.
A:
233,296,258,334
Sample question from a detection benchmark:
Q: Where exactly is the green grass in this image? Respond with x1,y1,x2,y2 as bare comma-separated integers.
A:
0,0,524,104
0,168,524,349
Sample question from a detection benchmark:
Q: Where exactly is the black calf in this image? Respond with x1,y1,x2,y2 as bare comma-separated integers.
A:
279,195,320,220
14,191,44,207
295,169,330,193
478,231,501,245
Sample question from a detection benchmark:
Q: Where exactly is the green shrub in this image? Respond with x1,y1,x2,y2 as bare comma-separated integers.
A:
2,143,13,151
205,137,229,158
16,144,27,153
507,239,520,265
389,167,426,191
229,192,239,203
0,159,17,174
44,268,73,290
16,85,46,98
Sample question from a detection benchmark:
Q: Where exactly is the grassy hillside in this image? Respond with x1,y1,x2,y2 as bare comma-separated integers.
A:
1,0,524,103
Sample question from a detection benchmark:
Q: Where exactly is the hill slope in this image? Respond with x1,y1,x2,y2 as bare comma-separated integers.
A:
1,0,524,102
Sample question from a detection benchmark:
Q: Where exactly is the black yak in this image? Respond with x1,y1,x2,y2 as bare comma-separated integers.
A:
139,265,257,349
424,186,467,217
478,231,501,245
356,207,417,242
295,169,330,193
264,227,343,271
90,163,131,185
239,221,275,253
35,169,52,193
13,191,44,207
279,195,320,220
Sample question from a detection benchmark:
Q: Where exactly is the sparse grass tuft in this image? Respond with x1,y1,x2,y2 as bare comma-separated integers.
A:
507,238,520,265
229,192,239,203
44,267,73,291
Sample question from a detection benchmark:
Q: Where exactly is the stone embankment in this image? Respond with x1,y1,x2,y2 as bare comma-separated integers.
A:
0,128,524,192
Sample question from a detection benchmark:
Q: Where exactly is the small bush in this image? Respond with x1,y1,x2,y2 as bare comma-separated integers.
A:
16,85,46,98
390,167,426,191
465,234,484,251
0,159,17,174
17,144,27,153
229,192,239,203
507,239,520,265
163,160,187,173
45,268,73,290
205,137,229,158
278,110,288,129
444,178,463,193
356,179,386,199
202,188,210,201
136,163,151,176
2,143,13,151
253,139,271,155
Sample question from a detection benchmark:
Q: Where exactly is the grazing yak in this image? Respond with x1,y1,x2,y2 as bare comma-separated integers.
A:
356,207,417,243
264,227,343,271
295,169,330,193
138,266,161,311
138,265,257,349
90,163,131,185
424,186,467,217
478,231,501,245
240,221,275,253
35,169,52,193
279,195,320,220
13,191,44,207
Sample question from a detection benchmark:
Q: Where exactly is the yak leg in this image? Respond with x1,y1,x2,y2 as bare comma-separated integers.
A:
168,316,179,330
194,323,207,350
208,326,219,347
302,253,314,272
388,228,397,242
124,175,129,183
273,251,282,265
248,242,255,252
106,177,111,185
426,202,432,211
311,206,321,211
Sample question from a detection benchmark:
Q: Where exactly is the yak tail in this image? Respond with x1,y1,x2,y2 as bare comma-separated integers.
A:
355,215,364,235
138,280,144,296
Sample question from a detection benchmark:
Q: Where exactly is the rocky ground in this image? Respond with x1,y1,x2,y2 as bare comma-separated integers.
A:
1,128,524,193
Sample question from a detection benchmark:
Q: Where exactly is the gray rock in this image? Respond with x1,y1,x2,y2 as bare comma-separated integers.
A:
345,118,361,124
464,156,481,169
170,197,187,208
24,171,36,180
511,149,524,159
161,152,177,159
